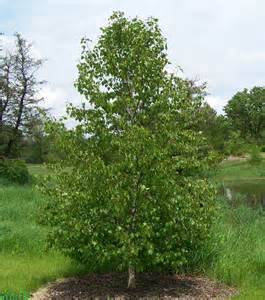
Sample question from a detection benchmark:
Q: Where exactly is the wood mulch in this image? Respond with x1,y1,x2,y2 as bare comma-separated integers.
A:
31,272,238,299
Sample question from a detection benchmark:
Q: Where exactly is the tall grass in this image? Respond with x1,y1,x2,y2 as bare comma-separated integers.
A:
203,198,265,298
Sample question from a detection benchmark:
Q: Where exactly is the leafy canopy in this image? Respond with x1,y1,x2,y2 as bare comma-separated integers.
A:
224,86,265,142
40,12,216,278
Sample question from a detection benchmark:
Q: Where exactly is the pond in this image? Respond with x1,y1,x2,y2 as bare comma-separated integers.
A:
220,179,265,208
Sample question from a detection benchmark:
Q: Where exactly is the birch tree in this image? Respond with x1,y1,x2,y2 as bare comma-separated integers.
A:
40,12,216,289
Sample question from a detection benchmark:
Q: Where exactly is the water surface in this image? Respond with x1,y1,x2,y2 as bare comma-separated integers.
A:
221,179,265,207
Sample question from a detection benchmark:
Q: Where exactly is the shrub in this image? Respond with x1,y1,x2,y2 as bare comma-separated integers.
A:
0,159,30,184
248,146,263,165
260,144,265,153
224,132,247,156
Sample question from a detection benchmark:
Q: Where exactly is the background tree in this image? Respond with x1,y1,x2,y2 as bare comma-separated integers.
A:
40,12,216,289
20,110,49,163
0,54,12,127
0,33,45,157
194,103,230,153
0,53,15,155
224,87,265,143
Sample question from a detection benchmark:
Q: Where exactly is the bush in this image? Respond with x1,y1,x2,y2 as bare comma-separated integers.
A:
260,144,265,153
224,132,247,156
0,159,30,184
248,146,263,165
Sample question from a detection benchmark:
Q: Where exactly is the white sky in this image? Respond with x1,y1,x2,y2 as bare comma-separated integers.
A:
2,0,265,117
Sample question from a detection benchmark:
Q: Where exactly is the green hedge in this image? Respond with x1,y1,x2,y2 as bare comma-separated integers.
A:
0,159,30,184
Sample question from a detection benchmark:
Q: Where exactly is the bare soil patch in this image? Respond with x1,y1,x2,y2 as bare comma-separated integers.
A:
31,272,237,299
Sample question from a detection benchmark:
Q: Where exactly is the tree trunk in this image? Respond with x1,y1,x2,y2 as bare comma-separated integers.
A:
0,98,3,127
127,266,136,289
5,85,26,157
6,135,15,157
0,111,3,127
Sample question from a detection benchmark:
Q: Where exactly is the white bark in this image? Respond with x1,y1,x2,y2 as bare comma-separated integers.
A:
127,266,136,289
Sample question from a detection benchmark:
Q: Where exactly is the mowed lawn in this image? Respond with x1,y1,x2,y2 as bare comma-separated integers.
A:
0,165,83,294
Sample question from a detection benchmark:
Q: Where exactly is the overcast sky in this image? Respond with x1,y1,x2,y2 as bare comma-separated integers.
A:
1,0,265,117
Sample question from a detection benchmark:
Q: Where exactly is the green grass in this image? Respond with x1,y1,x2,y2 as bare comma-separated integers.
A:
0,253,80,293
208,159,265,298
203,202,265,299
27,163,50,177
216,160,265,181
0,171,84,294
1,163,265,298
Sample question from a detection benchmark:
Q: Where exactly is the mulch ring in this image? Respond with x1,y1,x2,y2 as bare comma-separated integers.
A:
31,272,238,300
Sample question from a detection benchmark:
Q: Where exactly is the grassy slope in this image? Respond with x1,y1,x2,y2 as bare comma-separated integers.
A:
216,159,265,181
0,166,83,294
208,160,265,299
